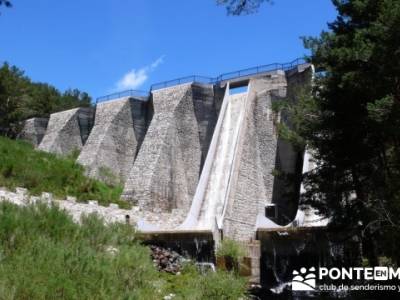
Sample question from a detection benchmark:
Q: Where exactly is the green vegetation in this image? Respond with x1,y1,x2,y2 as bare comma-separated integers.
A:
98,166,122,186
216,239,245,262
0,136,127,208
274,0,400,265
160,264,247,299
0,63,91,137
0,202,247,299
216,239,246,273
303,0,400,266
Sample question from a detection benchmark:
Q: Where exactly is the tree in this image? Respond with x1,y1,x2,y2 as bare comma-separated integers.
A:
0,0,11,13
0,0,11,7
0,63,28,136
216,0,272,15
293,0,400,265
0,63,92,137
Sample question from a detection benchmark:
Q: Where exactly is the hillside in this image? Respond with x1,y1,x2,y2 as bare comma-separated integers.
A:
0,136,126,207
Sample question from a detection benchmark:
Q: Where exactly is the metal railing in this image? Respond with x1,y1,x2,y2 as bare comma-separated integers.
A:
150,75,215,91
150,58,307,90
96,58,308,102
96,89,149,103
214,58,307,82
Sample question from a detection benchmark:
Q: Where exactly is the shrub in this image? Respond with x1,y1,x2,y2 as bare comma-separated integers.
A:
216,239,245,261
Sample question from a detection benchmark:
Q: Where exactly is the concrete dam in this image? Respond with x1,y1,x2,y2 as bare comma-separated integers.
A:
21,59,328,283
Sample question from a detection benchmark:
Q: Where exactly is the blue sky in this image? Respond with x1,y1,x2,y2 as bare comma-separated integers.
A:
0,0,337,99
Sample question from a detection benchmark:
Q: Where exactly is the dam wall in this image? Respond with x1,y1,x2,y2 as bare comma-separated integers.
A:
18,117,49,147
179,69,310,241
193,89,248,232
38,107,94,155
76,97,151,184
191,84,223,167
14,61,318,287
25,60,315,248
130,98,154,154
121,83,224,212
221,68,313,240
220,73,287,241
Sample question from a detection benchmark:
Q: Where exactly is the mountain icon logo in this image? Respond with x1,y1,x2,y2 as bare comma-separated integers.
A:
292,267,316,291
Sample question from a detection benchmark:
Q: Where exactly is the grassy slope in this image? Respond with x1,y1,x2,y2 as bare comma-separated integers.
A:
0,202,247,299
0,136,128,208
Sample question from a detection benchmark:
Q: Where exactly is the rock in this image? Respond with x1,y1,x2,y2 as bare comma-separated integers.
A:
41,192,53,200
41,192,53,204
131,206,139,212
105,246,119,256
66,196,77,202
149,245,184,274
16,187,28,196
29,196,40,204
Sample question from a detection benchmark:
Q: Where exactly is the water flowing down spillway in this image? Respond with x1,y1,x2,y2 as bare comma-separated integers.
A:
197,91,247,228
180,83,249,233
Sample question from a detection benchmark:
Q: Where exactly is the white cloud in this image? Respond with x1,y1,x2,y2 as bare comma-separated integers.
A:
114,56,165,90
150,56,164,69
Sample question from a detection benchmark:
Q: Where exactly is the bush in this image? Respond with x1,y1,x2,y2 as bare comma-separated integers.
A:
216,239,245,261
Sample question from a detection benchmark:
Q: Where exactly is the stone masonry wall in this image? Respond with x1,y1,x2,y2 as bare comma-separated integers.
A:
121,84,200,212
77,97,140,184
223,72,288,241
38,107,94,155
130,98,153,155
191,84,224,168
122,83,221,213
77,108,95,145
18,117,49,147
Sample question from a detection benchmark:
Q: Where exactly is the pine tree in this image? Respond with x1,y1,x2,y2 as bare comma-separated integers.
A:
297,0,400,264
0,63,92,137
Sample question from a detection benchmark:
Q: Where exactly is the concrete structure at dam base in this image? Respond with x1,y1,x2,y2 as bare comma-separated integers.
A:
20,60,330,284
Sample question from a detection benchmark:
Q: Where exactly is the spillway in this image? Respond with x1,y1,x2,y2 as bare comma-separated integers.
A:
180,83,249,235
